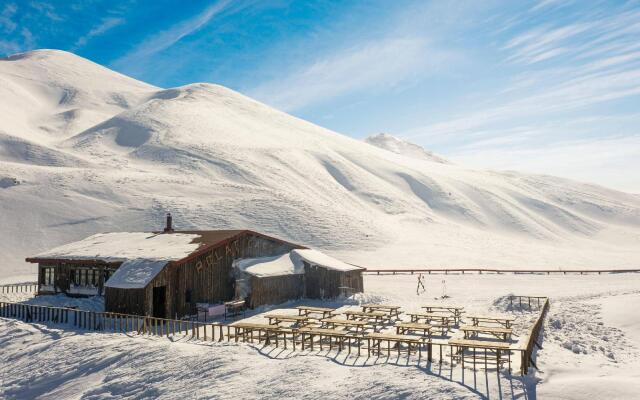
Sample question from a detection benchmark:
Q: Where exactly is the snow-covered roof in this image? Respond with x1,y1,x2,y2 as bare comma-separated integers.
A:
234,249,362,278
292,249,362,272
105,259,168,289
233,253,304,278
32,232,203,262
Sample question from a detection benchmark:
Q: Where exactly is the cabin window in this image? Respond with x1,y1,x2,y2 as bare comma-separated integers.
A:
42,266,55,286
72,267,98,287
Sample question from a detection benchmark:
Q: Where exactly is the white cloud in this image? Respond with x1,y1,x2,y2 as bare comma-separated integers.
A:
450,135,640,193
249,37,452,111
74,17,124,48
112,0,231,69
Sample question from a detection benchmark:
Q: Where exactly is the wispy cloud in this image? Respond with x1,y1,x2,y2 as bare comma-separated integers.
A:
249,37,452,111
0,3,17,33
74,17,124,48
112,0,231,69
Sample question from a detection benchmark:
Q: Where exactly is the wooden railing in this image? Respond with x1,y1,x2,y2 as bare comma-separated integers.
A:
515,296,550,375
0,301,225,341
0,282,38,294
363,268,640,275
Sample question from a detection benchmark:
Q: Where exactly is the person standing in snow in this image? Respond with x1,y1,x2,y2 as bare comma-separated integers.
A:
416,273,426,295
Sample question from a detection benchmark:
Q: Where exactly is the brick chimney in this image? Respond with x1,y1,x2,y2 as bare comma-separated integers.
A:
163,212,174,233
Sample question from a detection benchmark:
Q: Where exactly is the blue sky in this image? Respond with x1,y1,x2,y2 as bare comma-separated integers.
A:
1,0,640,192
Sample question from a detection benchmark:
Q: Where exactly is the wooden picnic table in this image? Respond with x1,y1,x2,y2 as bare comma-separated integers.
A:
361,304,402,316
297,327,358,352
263,313,315,326
344,310,388,323
395,322,432,337
448,338,513,371
366,332,426,357
460,325,512,341
321,318,368,333
407,313,453,334
295,306,338,318
421,305,464,323
466,315,516,328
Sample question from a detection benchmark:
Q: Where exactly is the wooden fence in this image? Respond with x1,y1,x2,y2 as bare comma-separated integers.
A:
0,301,225,341
0,282,38,294
363,268,640,275
513,295,550,375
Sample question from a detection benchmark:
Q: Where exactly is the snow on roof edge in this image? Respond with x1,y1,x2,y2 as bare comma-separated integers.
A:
105,258,169,289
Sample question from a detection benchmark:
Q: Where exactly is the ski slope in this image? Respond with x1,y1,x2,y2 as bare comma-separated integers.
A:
1,49,640,278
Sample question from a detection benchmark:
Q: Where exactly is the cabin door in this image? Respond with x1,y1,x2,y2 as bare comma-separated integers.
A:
152,286,166,318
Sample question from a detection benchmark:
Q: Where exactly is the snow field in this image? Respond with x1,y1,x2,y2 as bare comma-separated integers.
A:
3,273,640,399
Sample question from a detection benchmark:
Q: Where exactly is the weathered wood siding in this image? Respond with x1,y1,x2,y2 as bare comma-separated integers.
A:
304,264,364,299
248,274,305,308
150,232,296,318
104,287,146,315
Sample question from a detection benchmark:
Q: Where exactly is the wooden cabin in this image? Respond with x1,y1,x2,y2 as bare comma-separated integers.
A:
26,214,364,317
233,249,364,308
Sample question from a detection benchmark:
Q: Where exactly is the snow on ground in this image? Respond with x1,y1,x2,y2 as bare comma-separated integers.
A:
2,273,640,399
2,50,640,279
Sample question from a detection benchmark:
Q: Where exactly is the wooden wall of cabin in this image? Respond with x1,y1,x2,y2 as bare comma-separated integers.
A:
248,274,304,308
150,232,296,319
303,264,364,299
104,287,146,315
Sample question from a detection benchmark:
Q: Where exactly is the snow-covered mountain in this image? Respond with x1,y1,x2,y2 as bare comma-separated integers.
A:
2,49,640,277
365,133,449,164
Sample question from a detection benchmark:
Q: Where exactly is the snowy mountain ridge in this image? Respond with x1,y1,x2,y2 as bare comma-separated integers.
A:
364,133,450,164
1,49,640,277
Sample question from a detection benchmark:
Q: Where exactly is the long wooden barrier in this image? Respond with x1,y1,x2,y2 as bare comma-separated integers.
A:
0,301,224,342
363,268,640,275
521,297,550,374
0,282,38,294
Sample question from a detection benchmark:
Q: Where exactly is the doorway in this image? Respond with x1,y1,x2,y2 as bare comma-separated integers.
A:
152,286,166,318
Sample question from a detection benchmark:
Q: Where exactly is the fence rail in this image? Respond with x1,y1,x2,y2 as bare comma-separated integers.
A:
0,301,225,341
363,268,640,275
0,282,38,294
510,295,550,375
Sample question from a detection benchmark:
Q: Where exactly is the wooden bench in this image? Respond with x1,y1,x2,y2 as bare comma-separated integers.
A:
229,322,287,346
321,318,368,333
407,313,453,333
395,322,432,337
344,310,388,323
460,325,512,341
466,315,516,328
263,313,315,326
361,304,402,316
366,332,427,357
297,327,359,352
448,338,513,371
421,305,464,323
295,306,338,319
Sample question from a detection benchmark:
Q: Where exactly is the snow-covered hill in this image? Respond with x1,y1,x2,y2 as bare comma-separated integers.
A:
1,49,640,277
365,133,450,164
